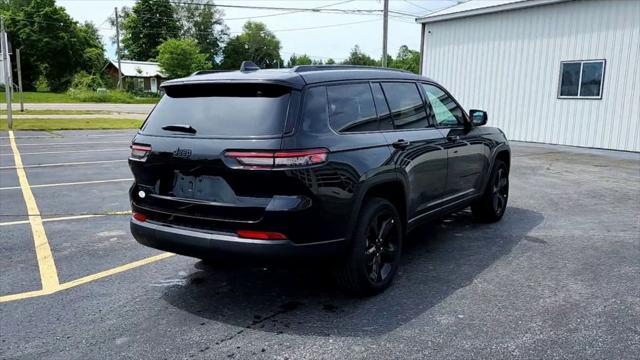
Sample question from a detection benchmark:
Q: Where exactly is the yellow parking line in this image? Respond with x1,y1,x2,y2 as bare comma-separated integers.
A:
57,253,175,291
8,130,60,291
0,159,126,170
0,289,50,303
0,211,132,227
0,148,127,156
0,140,130,147
0,178,133,191
0,253,175,303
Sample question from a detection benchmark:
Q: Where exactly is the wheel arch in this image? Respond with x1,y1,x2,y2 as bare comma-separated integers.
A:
347,174,408,241
480,144,511,194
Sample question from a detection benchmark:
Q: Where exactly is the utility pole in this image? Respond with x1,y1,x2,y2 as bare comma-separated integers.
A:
1,17,12,129
16,48,23,112
114,7,123,89
382,0,389,67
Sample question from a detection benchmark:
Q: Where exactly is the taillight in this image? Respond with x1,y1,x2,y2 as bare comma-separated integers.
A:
130,144,151,162
224,148,328,170
236,230,288,240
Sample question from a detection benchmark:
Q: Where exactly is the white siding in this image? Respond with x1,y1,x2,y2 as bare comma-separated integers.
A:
422,0,640,152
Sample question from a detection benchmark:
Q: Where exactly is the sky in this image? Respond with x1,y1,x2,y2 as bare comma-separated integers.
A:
58,0,459,63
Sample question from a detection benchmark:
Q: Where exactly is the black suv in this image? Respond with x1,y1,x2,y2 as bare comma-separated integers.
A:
129,64,510,295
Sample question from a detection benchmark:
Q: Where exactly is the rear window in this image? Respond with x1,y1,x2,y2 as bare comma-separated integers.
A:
142,83,292,138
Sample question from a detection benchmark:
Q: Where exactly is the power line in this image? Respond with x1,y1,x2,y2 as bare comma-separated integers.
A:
99,17,382,36
247,18,380,34
401,0,433,13
166,1,417,19
223,0,357,21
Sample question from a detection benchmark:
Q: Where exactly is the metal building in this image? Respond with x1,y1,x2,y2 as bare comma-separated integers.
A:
417,0,640,152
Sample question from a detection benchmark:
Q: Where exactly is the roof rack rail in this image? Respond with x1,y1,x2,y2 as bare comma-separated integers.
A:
291,65,412,73
190,70,231,76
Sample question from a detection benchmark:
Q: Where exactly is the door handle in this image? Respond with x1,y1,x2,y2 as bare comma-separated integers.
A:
392,139,410,149
446,135,460,142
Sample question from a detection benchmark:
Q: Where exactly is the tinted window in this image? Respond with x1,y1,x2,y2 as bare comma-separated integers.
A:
327,83,378,133
381,82,429,130
143,83,290,137
371,83,393,130
301,86,329,134
580,62,604,97
560,62,581,97
421,84,463,127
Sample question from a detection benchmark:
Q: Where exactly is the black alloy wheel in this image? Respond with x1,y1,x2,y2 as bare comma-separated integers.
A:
471,159,509,223
336,197,403,296
365,211,400,284
492,165,509,216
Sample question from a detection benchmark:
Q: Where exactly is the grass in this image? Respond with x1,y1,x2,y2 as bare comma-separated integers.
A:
0,118,143,131
0,92,77,103
0,91,160,104
0,109,114,115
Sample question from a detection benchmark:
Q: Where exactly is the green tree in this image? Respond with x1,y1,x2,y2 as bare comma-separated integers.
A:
2,0,105,91
377,54,394,68
342,45,377,66
77,22,107,74
0,0,30,12
220,21,282,70
286,53,312,67
391,45,420,74
157,38,211,78
174,0,228,66
119,0,180,60
325,58,336,65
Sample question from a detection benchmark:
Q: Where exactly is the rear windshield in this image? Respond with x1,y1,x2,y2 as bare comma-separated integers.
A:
142,83,292,138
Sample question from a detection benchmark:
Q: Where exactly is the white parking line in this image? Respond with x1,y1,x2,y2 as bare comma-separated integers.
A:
0,148,127,156
0,159,126,170
0,141,131,147
0,178,133,191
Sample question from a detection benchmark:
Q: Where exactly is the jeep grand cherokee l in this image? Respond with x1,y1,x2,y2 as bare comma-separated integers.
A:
129,63,511,295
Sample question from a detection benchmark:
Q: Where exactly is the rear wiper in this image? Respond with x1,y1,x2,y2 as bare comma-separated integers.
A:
161,124,197,134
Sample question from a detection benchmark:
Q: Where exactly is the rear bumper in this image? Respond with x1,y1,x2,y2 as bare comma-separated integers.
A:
131,219,347,261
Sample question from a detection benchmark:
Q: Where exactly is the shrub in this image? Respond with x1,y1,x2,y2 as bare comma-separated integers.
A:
70,71,104,91
35,76,50,92
67,88,158,103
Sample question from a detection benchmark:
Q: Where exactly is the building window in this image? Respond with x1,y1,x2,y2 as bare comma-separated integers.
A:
134,78,145,91
558,60,605,99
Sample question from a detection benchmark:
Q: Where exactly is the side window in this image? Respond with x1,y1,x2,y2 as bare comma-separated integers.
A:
326,83,378,133
381,82,429,130
301,86,328,134
421,84,463,127
371,83,393,131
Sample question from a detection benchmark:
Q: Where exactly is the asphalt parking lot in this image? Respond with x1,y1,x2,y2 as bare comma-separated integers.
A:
0,129,638,359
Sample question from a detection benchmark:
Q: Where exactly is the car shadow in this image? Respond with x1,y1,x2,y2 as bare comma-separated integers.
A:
161,207,543,338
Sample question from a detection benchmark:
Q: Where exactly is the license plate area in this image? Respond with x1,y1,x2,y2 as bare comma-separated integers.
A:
172,173,237,203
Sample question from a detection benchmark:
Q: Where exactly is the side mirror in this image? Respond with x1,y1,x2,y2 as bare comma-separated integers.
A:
469,109,488,126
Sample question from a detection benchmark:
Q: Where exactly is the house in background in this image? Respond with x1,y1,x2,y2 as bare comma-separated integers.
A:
417,0,639,152
105,60,166,93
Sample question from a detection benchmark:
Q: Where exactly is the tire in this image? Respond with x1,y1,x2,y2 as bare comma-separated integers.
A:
471,159,509,223
335,197,403,296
